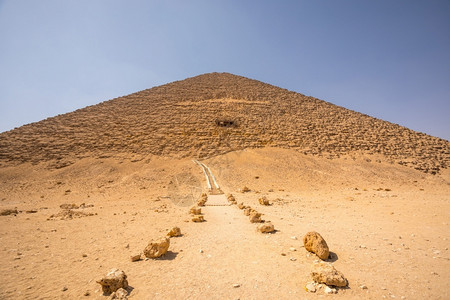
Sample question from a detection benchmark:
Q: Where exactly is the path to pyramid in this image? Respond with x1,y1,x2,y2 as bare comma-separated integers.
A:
144,161,306,298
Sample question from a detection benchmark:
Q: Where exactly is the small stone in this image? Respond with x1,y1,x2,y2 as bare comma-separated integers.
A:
305,282,316,293
109,287,128,299
289,247,296,251
249,211,262,223
324,286,337,294
189,206,202,215
290,257,297,261
233,283,240,288
360,285,368,289
199,249,204,253
291,236,297,240
192,215,204,222
281,253,287,256
62,287,68,291
257,222,275,233
130,254,141,262
84,290,90,296
82,254,87,257
167,227,182,237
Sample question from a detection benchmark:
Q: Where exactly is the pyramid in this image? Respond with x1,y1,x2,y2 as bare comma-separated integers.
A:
0,72,448,173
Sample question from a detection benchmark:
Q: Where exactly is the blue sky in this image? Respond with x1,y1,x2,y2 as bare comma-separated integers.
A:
0,0,449,140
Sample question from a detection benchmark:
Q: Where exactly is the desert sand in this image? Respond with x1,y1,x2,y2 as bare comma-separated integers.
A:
0,148,449,299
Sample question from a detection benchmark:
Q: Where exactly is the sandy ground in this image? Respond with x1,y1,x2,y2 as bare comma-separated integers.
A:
0,148,449,299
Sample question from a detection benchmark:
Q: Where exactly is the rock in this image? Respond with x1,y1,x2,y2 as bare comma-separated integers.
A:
130,254,141,262
197,193,208,206
192,215,204,222
60,203,79,210
258,196,270,206
360,285,368,289
243,207,253,216
303,231,330,260
305,282,316,293
109,287,128,300
167,226,182,237
241,186,250,193
233,283,240,288
189,206,202,215
0,209,18,216
257,222,275,233
143,237,170,258
310,262,348,287
237,203,245,209
324,286,337,294
227,194,236,202
97,269,129,295
249,211,262,223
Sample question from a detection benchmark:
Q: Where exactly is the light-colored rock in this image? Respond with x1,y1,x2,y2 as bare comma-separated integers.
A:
310,262,348,287
257,222,275,233
109,287,128,299
192,215,204,222
258,196,270,206
303,231,330,260
97,269,129,295
305,282,316,293
143,237,170,258
249,211,262,223
324,286,337,294
189,206,202,215
167,226,181,237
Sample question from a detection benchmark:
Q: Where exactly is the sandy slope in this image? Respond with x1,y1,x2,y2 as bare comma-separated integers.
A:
0,148,449,299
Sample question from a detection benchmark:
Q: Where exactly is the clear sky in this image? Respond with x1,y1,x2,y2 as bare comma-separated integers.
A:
0,0,449,140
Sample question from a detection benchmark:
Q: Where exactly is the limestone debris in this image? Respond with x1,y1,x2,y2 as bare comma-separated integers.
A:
303,231,330,260
240,186,251,193
167,226,182,237
257,222,275,233
310,262,348,287
97,269,129,295
197,193,208,206
130,254,141,262
143,237,170,258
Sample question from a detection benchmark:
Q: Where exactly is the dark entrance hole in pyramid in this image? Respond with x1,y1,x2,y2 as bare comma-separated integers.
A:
215,119,237,128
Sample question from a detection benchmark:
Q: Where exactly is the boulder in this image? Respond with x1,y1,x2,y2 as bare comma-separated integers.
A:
310,262,348,287
189,206,202,215
167,226,181,237
97,269,129,295
143,237,170,258
303,231,330,260
258,196,270,206
249,211,262,223
257,222,275,233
